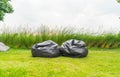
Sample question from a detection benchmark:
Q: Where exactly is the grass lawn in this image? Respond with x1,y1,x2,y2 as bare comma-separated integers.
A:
0,48,120,77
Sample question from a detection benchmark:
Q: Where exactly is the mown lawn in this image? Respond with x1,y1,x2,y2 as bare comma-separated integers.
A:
0,48,120,77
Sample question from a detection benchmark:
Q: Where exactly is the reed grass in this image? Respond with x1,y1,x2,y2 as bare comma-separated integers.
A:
0,25,120,49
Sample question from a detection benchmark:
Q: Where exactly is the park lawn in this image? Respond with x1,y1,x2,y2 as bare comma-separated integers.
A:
0,48,120,77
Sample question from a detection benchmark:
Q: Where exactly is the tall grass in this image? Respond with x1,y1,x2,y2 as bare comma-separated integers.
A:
0,25,120,49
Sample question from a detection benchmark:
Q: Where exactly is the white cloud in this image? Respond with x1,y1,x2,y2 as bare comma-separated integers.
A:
0,0,120,33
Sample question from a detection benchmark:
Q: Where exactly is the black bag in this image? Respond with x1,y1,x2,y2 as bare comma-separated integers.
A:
59,39,88,58
31,40,60,57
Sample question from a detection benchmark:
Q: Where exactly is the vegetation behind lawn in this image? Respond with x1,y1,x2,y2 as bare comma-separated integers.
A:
0,48,120,77
0,25,120,49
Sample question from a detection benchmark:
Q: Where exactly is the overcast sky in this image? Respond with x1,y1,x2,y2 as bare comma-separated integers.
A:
0,0,120,33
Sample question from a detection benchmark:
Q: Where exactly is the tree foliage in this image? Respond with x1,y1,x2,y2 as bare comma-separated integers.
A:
0,0,13,20
117,0,120,3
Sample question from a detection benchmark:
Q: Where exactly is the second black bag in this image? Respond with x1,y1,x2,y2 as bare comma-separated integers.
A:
59,39,88,58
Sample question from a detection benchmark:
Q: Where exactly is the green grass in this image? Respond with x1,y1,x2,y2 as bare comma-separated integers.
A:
0,48,120,77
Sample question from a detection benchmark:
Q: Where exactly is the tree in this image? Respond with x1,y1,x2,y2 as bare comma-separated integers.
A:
0,0,13,20
117,0,120,3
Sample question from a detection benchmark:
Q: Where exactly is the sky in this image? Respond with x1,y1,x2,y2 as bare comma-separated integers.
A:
0,0,120,33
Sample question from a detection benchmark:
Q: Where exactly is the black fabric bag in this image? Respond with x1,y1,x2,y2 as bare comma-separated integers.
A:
31,40,60,57
59,39,88,58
